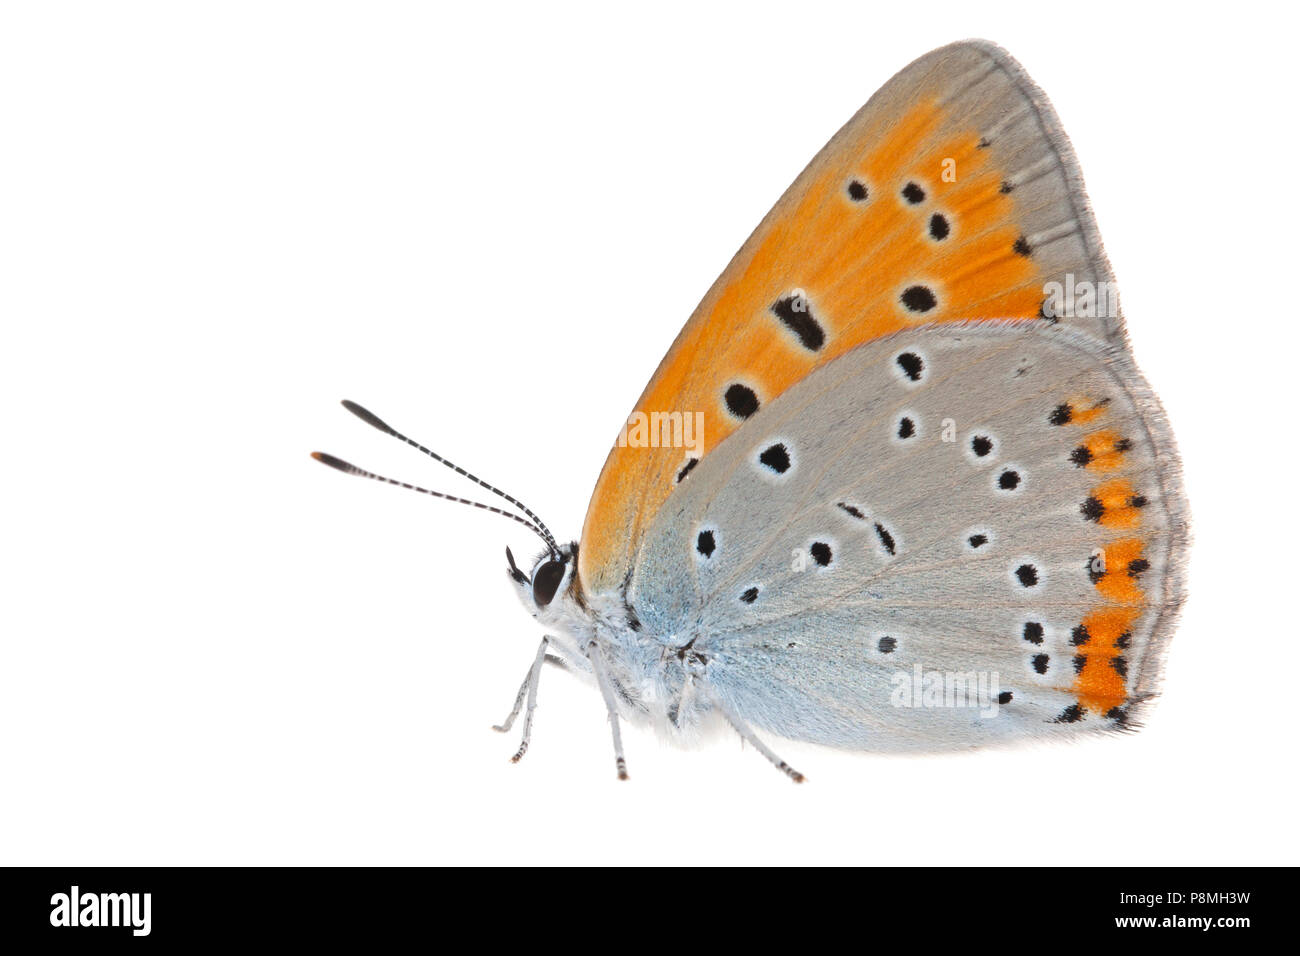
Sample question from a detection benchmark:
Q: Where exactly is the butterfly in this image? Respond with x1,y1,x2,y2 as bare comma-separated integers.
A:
314,39,1189,781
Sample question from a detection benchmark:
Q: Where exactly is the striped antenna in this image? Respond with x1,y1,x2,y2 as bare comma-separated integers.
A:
311,452,556,553
332,400,560,556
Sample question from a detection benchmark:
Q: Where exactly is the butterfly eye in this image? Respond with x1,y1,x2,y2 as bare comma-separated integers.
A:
531,560,566,608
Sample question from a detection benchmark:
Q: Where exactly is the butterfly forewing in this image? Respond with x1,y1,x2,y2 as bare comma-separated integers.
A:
580,40,1128,596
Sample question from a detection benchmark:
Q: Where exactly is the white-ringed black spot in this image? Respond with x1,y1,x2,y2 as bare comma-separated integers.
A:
847,180,868,201
1023,622,1044,644
836,502,866,520
895,351,925,381
724,382,759,419
758,442,791,474
740,586,759,604
901,181,926,204
874,522,896,556
897,417,916,439
997,468,1021,491
696,530,716,559
676,457,699,483
1055,704,1084,723
967,532,989,549
770,294,825,351
971,435,993,457
809,541,833,567
1032,653,1049,674
928,213,950,240
900,285,937,313
997,691,1013,705
877,636,897,654
1015,563,1039,587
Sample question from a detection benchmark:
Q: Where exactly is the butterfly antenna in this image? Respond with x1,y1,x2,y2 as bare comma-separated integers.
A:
334,400,561,557
310,452,557,552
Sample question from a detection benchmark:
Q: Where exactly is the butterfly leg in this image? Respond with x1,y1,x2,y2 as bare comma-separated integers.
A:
585,640,629,781
492,636,550,763
707,687,805,783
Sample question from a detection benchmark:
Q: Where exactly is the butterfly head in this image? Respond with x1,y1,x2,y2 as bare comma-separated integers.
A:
506,543,581,620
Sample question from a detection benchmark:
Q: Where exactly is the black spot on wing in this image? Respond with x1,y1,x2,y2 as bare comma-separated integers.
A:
696,530,716,558
874,523,896,556
1055,704,1084,723
895,351,924,381
724,383,759,419
900,285,937,313
758,443,791,474
770,294,825,351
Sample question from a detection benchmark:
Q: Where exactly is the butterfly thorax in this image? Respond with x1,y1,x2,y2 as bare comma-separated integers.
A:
510,549,715,739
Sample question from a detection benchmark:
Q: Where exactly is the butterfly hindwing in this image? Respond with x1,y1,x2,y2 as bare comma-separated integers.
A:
580,40,1126,595
628,322,1186,750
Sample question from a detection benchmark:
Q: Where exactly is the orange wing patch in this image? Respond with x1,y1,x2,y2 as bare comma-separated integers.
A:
1056,400,1155,721
579,42,1123,595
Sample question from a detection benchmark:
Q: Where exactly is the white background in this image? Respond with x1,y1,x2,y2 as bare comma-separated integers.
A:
3,1,1296,866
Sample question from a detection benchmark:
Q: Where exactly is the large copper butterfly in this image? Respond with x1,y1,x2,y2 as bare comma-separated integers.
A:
315,40,1189,781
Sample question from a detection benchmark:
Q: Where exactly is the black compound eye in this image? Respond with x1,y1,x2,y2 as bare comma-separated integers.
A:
531,560,566,608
